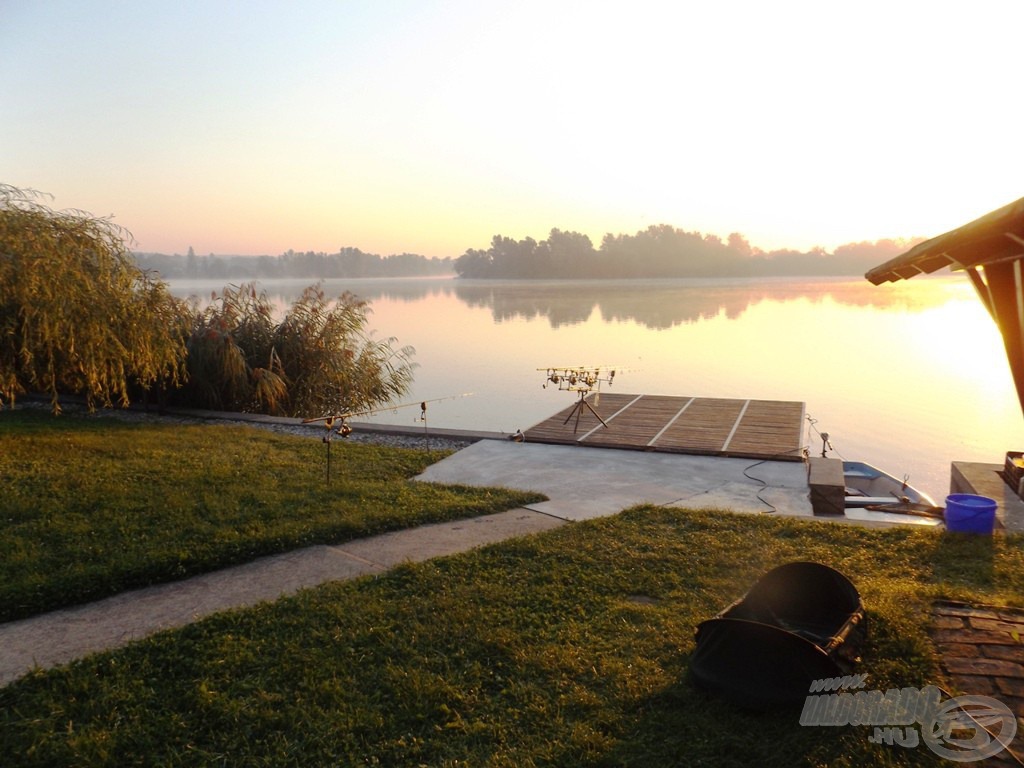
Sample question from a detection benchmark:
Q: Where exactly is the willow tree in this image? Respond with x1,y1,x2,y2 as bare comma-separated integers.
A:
0,184,188,412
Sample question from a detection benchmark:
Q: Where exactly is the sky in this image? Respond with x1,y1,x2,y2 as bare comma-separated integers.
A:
3,1,1023,259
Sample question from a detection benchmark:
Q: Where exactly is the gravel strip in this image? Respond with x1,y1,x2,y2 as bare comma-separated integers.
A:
210,419,477,452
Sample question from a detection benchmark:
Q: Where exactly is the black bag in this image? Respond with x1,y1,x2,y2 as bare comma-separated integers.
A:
689,561,866,709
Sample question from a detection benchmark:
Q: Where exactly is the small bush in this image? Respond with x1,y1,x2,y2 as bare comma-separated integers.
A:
181,282,416,417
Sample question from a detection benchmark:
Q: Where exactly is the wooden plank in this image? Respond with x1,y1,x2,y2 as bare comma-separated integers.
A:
720,399,751,451
523,393,806,461
523,392,636,445
653,397,747,452
725,399,806,459
578,393,645,441
580,394,689,449
647,397,695,446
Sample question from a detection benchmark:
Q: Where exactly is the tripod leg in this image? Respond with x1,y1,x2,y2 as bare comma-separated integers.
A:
563,399,582,426
583,399,609,428
562,393,607,433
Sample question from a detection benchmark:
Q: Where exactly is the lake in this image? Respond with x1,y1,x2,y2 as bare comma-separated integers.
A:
167,275,1023,503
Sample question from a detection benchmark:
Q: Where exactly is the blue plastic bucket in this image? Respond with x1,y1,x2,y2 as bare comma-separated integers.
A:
944,494,997,534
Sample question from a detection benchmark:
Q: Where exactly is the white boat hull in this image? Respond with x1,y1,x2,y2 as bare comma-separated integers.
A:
842,461,942,526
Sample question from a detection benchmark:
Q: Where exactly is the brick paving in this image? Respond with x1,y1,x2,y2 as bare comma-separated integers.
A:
931,601,1024,766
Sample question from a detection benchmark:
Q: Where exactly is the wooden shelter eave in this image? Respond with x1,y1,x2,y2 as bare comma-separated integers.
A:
864,196,1024,417
866,196,1024,285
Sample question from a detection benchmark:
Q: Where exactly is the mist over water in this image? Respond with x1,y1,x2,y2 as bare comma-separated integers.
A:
168,275,1023,503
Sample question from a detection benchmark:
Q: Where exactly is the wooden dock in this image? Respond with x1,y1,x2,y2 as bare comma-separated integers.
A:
523,393,806,461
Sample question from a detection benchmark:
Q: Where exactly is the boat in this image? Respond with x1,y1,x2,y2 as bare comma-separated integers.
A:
842,461,943,526
843,461,936,507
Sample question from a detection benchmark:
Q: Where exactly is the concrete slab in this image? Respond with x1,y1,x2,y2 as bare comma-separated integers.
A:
415,439,814,520
952,461,1024,532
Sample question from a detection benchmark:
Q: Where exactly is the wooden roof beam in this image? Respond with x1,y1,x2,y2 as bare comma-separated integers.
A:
975,259,1024,416
866,195,1024,417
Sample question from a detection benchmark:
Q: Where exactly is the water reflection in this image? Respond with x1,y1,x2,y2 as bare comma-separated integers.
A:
454,277,971,329
169,275,967,331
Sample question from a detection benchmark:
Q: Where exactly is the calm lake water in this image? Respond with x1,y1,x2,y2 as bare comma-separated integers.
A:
168,275,1023,503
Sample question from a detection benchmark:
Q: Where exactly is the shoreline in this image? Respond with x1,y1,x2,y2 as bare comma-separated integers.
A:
8,398,492,453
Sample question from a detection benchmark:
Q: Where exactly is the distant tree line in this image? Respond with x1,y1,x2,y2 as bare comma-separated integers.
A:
454,226,920,279
136,227,919,282
137,247,455,280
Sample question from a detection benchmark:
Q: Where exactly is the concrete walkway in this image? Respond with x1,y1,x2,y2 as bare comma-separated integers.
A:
0,508,563,686
0,438,815,686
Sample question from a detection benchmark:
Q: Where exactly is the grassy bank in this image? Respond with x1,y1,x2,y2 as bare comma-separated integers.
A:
0,409,542,622
3,505,1023,766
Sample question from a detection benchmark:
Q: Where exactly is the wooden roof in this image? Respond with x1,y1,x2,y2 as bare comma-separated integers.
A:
524,393,806,461
864,196,1024,417
866,196,1024,284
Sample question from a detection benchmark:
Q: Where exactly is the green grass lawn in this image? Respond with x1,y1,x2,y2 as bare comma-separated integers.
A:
0,409,543,622
4,501,1023,766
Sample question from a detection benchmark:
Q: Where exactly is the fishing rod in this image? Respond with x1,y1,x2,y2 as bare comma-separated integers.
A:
302,392,474,482
538,364,628,392
538,365,633,433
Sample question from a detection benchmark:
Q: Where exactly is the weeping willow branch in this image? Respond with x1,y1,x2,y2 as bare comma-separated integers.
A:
0,184,188,412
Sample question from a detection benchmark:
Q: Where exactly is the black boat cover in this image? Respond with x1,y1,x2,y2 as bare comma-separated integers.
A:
689,561,866,709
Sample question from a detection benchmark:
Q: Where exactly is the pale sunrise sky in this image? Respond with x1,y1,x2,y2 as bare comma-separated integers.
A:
3,1,1022,258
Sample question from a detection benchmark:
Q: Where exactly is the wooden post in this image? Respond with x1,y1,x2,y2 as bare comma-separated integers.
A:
968,259,1024,419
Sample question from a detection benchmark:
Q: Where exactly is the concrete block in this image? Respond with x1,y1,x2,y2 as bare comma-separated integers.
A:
808,457,845,516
